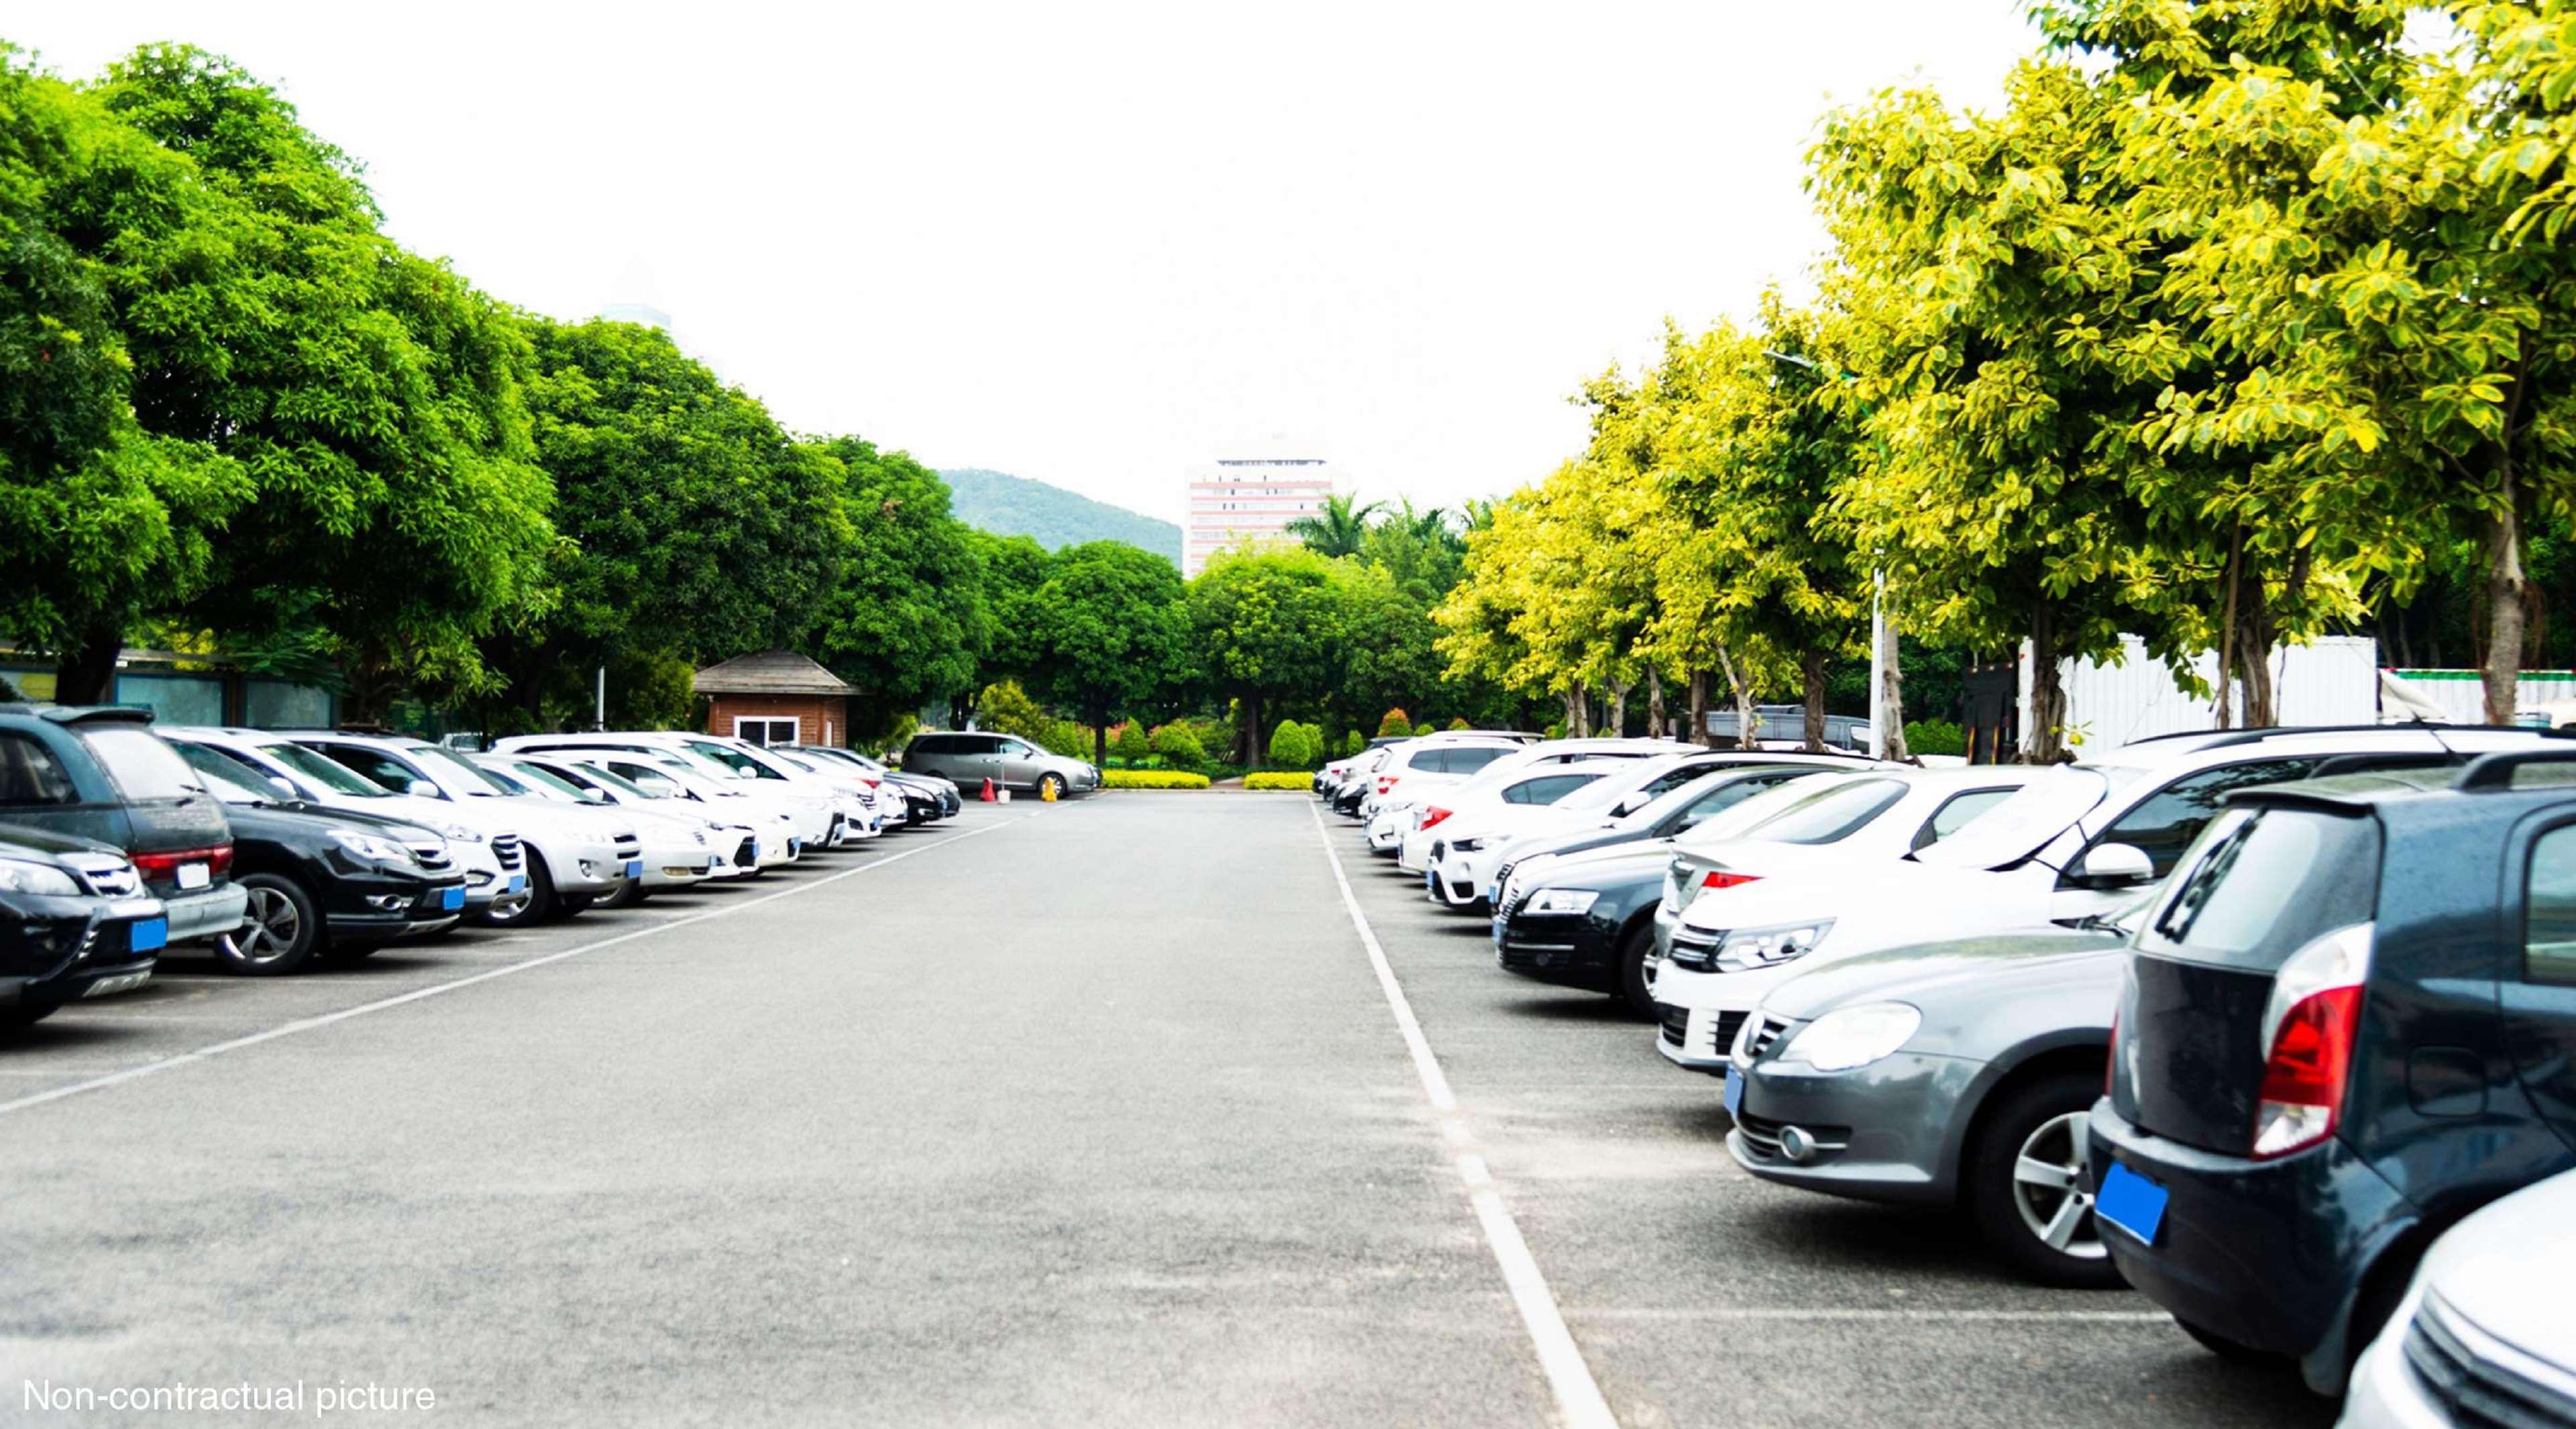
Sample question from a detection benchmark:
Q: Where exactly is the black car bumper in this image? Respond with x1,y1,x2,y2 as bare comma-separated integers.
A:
1492,907,1618,990
3,892,166,1008
2086,1098,2412,1383
321,874,472,940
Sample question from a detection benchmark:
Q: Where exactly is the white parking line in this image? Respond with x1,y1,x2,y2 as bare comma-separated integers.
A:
0,817,1026,1120
1308,802,1619,1429
1566,1308,2173,1323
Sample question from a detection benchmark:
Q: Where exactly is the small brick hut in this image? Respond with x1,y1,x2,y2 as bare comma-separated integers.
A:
694,649,855,748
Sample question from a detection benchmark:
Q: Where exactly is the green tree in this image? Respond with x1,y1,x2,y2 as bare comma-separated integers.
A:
965,529,1054,713
1114,720,1152,764
1187,547,1351,763
808,437,989,739
1376,707,1412,737
1028,540,1189,765
1284,492,1384,558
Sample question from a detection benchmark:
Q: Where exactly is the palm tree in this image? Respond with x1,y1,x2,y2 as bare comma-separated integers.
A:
1284,492,1383,558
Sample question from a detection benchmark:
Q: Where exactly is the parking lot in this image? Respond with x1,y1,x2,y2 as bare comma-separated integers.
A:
2,792,2331,1427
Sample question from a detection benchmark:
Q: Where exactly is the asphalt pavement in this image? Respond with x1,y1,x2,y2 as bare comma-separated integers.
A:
0,794,2335,1427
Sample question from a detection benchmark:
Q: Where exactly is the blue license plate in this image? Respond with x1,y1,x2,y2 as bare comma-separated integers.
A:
1425,869,1437,892
439,886,464,911
623,858,643,881
1491,916,1506,949
507,874,527,895
2096,1162,2169,1245
1723,1066,1745,1116
128,916,168,953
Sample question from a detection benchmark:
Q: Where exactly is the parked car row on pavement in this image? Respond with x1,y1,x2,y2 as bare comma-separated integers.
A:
1316,723,2576,1422
0,704,965,1021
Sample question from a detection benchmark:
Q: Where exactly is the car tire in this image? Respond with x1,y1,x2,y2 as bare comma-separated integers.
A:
1967,1071,2125,1289
1038,772,1067,801
327,941,384,963
476,857,554,927
596,876,645,910
215,873,324,976
1,999,64,1027
557,892,598,916
1613,922,1658,1018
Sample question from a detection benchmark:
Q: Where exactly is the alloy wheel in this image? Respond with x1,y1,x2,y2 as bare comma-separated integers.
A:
2010,1110,2104,1260
223,886,303,967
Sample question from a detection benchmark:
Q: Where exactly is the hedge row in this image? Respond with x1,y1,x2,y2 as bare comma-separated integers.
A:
1241,772,1312,791
1101,770,1212,790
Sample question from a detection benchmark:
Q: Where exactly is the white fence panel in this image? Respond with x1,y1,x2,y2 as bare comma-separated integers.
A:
2380,670,2576,724
2018,635,2381,749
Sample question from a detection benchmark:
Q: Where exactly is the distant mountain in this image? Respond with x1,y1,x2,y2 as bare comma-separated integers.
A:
938,468,1181,565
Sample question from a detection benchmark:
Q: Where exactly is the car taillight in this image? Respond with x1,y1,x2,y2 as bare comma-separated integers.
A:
1422,806,1452,829
1701,870,1760,892
132,845,232,880
1377,775,1399,794
2251,923,2373,1161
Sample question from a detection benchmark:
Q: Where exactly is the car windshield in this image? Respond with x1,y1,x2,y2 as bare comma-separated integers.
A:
568,762,658,798
686,739,787,780
178,746,283,806
1555,762,1656,812
2139,805,2382,971
409,744,518,796
497,761,590,801
1615,770,1752,830
1737,776,1907,844
1673,774,1849,849
256,741,396,797
77,725,204,801
1911,764,2116,870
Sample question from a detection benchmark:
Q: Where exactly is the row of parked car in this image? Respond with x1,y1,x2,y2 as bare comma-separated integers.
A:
1316,723,2576,1422
0,704,965,1020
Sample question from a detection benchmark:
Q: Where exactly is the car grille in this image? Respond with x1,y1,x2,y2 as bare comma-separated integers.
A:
492,835,523,871
1711,1010,1750,1059
734,836,758,869
1658,1003,1690,1046
1430,839,1448,862
1668,927,1723,971
64,854,141,898
1743,1013,1791,1062
407,840,451,871
2404,1293,2576,1428
612,831,641,859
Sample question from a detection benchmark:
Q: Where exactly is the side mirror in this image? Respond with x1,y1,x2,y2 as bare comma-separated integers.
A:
2074,842,2155,889
580,788,608,804
405,780,441,799
268,776,297,798
1614,792,1650,816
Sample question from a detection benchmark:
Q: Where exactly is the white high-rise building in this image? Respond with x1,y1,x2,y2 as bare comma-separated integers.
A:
1184,456,1336,577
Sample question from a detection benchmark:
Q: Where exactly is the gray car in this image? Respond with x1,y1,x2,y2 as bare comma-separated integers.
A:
1723,924,2127,1287
902,732,1099,799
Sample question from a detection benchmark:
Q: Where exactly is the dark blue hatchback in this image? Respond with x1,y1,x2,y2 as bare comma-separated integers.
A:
2088,753,2576,1394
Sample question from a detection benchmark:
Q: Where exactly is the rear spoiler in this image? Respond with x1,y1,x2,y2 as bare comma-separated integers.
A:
36,704,154,726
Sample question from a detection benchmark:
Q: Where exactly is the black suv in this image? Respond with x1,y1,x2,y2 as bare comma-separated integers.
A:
0,705,246,947
2088,754,2576,1393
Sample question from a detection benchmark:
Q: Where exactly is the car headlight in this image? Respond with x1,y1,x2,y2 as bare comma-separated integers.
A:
1523,888,1599,916
1450,837,1486,853
1778,1002,1921,1073
438,823,486,844
1715,920,1833,971
329,829,415,865
0,857,84,896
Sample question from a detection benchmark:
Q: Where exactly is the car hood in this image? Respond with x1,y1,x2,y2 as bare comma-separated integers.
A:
1678,858,2037,944
2418,1169,2576,1371
1521,837,1671,878
1761,930,2125,1022
1525,845,1674,893
0,821,121,859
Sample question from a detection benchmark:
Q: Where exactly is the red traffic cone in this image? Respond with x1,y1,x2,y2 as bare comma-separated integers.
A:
979,777,996,802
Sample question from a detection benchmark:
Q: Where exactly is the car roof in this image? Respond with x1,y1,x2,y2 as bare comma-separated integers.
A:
0,702,154,726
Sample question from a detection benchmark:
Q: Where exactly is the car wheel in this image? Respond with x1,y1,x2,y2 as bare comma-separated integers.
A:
1968,1072,2124,1289
476,857,554,927
1038,772,1067,801
596,875,645,910
557,892,598,916
1,999,64,1027
215,874,323,975
1613,923,1659,1018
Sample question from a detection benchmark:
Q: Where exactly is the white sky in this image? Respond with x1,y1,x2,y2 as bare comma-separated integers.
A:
21,1,2038,528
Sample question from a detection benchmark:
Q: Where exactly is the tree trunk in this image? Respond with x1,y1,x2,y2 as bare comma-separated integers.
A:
53,622,125,706
2026,600,2068,763
2484,492,2528,725
1800,649,1829,753
1686,670,1710,747
1605,680,1630,739
1647,668,1666,739
2215,527,2241,730
1561,688,1585,739
1876,597,1909,761
1239,692,1263,765
2237,572,2277,730
1716,647,1758,751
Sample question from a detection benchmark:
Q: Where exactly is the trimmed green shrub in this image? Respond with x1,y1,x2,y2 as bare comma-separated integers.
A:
1114,721,1151,763
1150,723,1208,770
1411,721,1436,738
1342,729,1364,758
1103,769,1211,790
1446,717,1470,730
1904,719,1966,757
1377,708,1412,737
1243,772,1310,790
